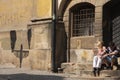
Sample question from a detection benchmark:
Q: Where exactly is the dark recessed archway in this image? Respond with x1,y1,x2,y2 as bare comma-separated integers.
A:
103,0,120,47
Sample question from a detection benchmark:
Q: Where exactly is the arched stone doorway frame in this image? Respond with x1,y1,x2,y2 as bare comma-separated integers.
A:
59,0,109,36
58,0,109,62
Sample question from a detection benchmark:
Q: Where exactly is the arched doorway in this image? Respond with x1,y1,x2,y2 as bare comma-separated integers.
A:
103,0,120,48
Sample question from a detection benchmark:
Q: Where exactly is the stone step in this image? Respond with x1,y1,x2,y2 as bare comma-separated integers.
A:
66,76,120,80
61,63,93,70
61,63,93,74
61,62,120,78
61,62,120,74
77,70,120,77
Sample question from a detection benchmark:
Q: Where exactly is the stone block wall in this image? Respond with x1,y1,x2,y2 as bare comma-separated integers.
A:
0,49,19,68
70,49,94,63
0,21,52,70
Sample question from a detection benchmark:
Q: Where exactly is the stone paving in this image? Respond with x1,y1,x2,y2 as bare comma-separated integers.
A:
0,68,119,80
0,68,77,80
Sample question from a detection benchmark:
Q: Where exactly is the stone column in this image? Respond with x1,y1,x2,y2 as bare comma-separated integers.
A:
94,6,103,41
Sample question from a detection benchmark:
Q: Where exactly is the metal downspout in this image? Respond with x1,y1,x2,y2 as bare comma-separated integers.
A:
51,0,57,72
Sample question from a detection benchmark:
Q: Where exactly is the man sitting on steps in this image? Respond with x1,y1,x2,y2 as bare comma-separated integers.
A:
102,42,119,70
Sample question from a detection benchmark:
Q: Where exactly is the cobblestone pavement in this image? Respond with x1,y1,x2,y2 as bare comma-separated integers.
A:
0,68,78,80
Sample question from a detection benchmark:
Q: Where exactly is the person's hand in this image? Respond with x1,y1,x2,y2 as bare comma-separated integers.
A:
102,54,109,58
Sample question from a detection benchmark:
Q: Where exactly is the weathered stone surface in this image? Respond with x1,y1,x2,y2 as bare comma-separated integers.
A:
0,32,11,50
29,49,51,70
70,37,96,49
61,62,77,74
0,50,19,67
70,49,94,63
29,23,51,49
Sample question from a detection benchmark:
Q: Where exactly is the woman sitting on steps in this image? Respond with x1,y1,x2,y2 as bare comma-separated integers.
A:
92,41,106,77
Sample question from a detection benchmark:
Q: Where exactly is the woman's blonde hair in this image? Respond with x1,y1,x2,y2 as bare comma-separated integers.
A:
96,41,104,48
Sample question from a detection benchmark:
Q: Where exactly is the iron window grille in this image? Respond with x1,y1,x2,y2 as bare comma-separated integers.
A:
70,4,95,37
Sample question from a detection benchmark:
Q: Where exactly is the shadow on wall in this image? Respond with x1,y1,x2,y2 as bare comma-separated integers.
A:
10,30,31,68
10,30,16,52
10,29,32,52
27,29,32,49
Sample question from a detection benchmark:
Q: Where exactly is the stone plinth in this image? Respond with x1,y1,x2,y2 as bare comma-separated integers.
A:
28,49,51,70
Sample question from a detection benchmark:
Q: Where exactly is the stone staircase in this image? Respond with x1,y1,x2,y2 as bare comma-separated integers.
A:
66,76,120,80
61,63,120,80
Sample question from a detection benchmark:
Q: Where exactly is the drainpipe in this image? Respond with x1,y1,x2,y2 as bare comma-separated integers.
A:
51,0,57,72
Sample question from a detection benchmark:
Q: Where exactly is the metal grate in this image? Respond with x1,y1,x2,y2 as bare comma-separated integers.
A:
112,16,120,48
72,8,95,37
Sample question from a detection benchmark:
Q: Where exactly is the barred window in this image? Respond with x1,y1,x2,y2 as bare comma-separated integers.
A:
70,3,95,37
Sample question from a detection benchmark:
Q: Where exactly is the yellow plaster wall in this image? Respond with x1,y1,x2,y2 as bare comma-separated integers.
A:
0,0,33,29
37,0,52,18
0,0,52,29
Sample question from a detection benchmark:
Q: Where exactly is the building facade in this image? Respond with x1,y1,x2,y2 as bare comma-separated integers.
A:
0,0,120,71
